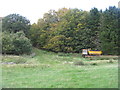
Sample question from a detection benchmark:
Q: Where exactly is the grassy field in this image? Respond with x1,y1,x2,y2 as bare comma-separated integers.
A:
2,48,118,88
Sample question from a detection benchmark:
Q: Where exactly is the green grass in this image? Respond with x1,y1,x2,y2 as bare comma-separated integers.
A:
2,48,118,88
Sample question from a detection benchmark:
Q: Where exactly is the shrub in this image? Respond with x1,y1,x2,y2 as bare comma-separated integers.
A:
91,62,97,65
2,31,32,55
2,32,15,54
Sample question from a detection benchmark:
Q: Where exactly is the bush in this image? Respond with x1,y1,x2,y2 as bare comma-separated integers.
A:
2,32,15,54
91,62,97,65
2,31,32,55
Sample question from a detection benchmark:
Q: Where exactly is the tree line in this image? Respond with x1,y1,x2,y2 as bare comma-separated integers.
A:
2,6,120,55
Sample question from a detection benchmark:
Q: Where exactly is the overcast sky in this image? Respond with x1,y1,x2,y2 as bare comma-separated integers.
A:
0,0,119,24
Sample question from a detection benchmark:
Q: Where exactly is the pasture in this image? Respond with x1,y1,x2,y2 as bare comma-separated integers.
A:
1,48,118,88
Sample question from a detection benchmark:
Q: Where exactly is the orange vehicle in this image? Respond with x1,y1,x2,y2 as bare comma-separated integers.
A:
82,49,102,57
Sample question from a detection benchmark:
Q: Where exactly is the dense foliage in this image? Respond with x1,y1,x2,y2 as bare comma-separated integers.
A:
2,6,119,55
29,7,119,55
0,18,2,54
100,7,119,55
2,31,32,55
2,14,32,55
2,14,30,36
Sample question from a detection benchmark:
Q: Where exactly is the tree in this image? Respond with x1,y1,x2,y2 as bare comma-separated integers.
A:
2,14,30,36
28,7,119,55
100,6,119,55
2,14,32,55
61,9,89,52
0,17,2,54
29,23,40,47
85,8,101,50
118,8,120,55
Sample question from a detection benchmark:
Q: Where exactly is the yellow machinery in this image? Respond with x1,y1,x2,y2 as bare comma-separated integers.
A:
88,51,102,55
82,49,102,57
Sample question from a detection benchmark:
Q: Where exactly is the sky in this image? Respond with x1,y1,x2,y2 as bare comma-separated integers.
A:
0,0,119,24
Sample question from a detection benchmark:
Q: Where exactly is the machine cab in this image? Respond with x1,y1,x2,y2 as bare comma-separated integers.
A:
82,49,88,55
